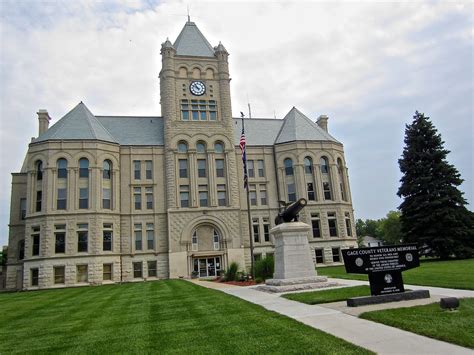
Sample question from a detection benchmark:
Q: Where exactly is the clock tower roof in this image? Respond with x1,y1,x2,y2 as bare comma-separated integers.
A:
173,21,215,57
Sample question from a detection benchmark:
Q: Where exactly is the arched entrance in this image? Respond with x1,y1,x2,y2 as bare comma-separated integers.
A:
189,224,227,278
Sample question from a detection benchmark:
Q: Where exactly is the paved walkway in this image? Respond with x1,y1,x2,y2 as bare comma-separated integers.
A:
190,279,473,355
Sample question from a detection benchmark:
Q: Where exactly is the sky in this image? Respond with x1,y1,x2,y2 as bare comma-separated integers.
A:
0,0,472,246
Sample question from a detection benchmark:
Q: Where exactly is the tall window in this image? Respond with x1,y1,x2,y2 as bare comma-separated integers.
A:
36,191,42,212
77,224,88,252
57,158,68,179
148,261,157,277
77,265,88,283
311,213,321,238
103,264,113,281
338,158,347,201
54,266,65,284
147,223,154,250
257,160,265,177
197,159,207,178
180,185,190,207
287,183,296,202
323,182,332,200
103,160,112,179
55,225,66,253
284,158,293,176
179,159,188,178
307,183,315,201
20,198,26,220
134,160,141,180
263,218,270,242
328,213,338,237
57,188,67,210
213,229,220,250
134,224,142,251
146,187,153,209
32,227,40,256
260,185,267,205
145,160,153,179
249,185,257,206
79,158,89,178
103,223,113,251
248,160,255,178
217,184,227,206
215,159,225,177
103,188,111,209
332,248,341,262
18,240,25,260
345,212,352,237
133,262,143,278
79,188,88,209
199,185,208,207
134,187,141,210
304,157,313,174
252,218,260,243
315,249,324,264
36,161,43,180
31,268,39,286
192,231,198,251
320,157,329,174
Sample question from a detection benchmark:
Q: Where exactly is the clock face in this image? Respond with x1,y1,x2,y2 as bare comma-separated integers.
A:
189,81,206,96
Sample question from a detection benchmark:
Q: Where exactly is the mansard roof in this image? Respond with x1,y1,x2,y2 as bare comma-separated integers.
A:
173,21,215,57
33,102,117,144
274,107,339,144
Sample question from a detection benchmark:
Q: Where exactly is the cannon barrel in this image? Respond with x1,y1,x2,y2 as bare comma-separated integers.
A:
275,198,307,225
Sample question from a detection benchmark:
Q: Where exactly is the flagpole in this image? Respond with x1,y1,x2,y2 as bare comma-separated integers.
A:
241,116,255,279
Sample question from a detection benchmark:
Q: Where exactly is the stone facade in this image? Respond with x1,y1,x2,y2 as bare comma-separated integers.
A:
5,20,357,291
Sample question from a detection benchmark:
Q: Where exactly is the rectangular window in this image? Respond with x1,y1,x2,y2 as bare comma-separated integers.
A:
257,160,265,177
340,183,346,201
145,187,153,209
287,183,296,202
103,264,112,281
145,160,153,179
77,224,88,252
199,100,207,120
217,184,227,206
147,223,154,250
260,186,267,205
79,188,88,209
36,191,42,212
57,188,67,210
328,213,338,237
20,198,26,220
199,185,208,207
315,249,324,264
180,185,189,208
54,266,65,284
252,218,260,243
134,223,142,251
103,224,113,251
148,261,157,278
32,228,40,256
179,159,188,178
18,240,25,260
311,213,321,238
248,160,254,178
263,218,270,242
31,268,39,286
191,100,199,120
332,248,341,263
249,185,257,206
345,212,352,237
58,167,67,179
133,262,143,278
216,159,225,177
103,188,111,209
197,159,207,178
323,182,332,200
77,265,88,283
55,228,66,254
181,100,189,120
253,254,262,262
134,187,142,210
134,160,141,180
209,100,217,120
307,183,315,201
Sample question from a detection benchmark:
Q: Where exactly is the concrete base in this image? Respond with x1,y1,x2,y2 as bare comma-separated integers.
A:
257,276,339,293
347,289,430,307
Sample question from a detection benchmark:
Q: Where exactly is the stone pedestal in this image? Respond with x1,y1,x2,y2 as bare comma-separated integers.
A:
257,222,338,293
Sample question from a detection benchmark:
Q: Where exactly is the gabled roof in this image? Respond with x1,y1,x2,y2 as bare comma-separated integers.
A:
274,107,339,144
33,102,117,144
173,21,215,57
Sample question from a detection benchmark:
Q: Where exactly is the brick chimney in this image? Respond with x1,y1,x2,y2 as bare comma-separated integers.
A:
316,115,328,133
37,109,51,136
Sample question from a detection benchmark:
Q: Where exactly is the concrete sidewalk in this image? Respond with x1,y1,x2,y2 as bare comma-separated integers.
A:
191,279,472,355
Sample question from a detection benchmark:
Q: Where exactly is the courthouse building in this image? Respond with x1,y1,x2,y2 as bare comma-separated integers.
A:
6,20,357,290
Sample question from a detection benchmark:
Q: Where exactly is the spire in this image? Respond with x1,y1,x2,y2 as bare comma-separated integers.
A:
173,21,215,57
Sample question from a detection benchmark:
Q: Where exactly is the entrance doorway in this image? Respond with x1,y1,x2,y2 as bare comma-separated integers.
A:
193,257,221,277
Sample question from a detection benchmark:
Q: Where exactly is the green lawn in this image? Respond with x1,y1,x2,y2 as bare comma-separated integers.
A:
0,280,372,354
360,298,474,349
317,259,474,290
283,286,371,305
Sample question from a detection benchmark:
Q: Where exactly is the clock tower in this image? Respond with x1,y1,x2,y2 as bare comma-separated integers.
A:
160,20,244,278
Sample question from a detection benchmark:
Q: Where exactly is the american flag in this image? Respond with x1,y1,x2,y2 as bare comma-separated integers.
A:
239,121,248,189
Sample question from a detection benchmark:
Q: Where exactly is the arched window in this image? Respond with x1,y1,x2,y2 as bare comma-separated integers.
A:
214,142,224,153
178,141,188,153
284,158,293,176
103,160,112,179
196,141,206,153
192,231,198,251
320,157,329,174
57,159,68,179
337,158,347,201
79,158,89,178
213,229,220,250
304,157,313,174
36,161,43,181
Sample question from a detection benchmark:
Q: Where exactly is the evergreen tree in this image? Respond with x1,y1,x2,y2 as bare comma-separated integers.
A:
398,111,473,258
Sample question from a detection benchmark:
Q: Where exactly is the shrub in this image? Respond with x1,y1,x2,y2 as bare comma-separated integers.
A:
224,262,239,281
255,255,274,281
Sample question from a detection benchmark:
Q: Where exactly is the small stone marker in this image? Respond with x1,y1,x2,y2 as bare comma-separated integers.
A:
440,297,459,310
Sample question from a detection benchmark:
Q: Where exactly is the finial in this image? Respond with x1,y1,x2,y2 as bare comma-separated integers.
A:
187,5,190,22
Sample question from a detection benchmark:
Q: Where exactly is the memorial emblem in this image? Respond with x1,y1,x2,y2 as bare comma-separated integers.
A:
355,257,364,267
384,274,393,284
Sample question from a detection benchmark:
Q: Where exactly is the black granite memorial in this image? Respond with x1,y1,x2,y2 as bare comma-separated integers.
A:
342,244,430,307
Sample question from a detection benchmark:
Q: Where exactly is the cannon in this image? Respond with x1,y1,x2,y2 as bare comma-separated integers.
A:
275,198,308,225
